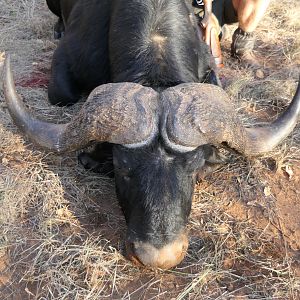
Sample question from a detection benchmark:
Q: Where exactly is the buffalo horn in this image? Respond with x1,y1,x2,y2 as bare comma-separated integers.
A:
162,81,300,156
3,54,158,153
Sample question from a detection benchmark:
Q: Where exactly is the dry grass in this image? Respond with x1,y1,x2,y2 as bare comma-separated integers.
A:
0,0,300,299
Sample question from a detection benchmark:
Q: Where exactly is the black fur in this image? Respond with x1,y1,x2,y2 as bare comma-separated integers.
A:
114,139,201,247
46,0,222,248
46,0,218,105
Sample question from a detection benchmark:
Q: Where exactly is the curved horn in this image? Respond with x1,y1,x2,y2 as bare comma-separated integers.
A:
3,54,158,153
162,81,300,156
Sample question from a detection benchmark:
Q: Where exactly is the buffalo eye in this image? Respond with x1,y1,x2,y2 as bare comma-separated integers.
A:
117,166,132,179
123,175,131,182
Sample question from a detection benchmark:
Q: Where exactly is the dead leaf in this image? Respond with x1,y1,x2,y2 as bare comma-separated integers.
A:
264,186,272,197
1,157,9,165
255,69,265,79
284,165,294,180
216,223,230,234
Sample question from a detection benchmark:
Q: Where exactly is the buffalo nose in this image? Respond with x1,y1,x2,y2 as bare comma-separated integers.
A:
126,234,189,269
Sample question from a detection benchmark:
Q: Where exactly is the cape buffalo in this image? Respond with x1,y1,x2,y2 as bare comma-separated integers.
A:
3,0,300,269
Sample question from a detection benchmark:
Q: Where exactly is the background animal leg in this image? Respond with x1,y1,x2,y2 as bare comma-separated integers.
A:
48,46,81,106
54,18,65,39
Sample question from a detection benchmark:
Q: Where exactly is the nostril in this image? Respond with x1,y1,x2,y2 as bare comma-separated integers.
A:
125,241,135,254
125,234,189,269
126,241,145,266
129,242,136,254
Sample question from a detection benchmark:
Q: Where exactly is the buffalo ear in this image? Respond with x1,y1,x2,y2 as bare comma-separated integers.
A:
195,146,229,180
203,145,229,164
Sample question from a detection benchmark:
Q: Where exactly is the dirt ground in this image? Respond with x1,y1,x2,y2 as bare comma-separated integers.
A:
0,0,299,299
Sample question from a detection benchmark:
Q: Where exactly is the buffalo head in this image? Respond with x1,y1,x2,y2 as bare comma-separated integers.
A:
3,55,300,268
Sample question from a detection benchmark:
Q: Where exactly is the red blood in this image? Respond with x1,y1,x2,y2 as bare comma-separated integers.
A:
17,72,50,88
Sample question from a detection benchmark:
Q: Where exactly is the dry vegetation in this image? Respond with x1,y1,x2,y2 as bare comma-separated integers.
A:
0,0,299,299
